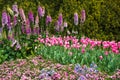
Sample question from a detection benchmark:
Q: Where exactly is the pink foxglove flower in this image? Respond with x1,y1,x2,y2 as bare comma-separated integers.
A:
19,8,26,22
74,12,78,25
81,10,86,23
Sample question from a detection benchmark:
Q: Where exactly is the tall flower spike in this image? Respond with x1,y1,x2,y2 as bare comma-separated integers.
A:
7,14,11,29
58,13,63,27
81,10,86,23
38,6,45,17
46,15,52,26
19,8,26,22
7,6,14,16
28,10,34,22
25,18,31,35
12,2,19,17
74,12,79,25
2,11,8,27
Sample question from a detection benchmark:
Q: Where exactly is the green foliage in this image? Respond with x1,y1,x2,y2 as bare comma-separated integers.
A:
0,35,38,64
36,44,120,74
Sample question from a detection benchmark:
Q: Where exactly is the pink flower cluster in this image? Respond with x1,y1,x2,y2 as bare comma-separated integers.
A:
37,35,120,54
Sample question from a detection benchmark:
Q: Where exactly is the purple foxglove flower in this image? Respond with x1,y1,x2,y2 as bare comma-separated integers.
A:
16,42,21,50
38,6,45,17
81,10,86,23
12,2,19,17
19,8,26,22
25,19,31,35
7,14,11,29
74,12,79,25
2,11,8,27
55,20,60,31
64,22,68,27
28,10,34,22
13,16,17,26
46,15,52,26
33,27,40,35
58,13,63,26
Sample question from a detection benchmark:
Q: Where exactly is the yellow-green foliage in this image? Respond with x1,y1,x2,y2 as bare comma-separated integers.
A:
0,0,120,41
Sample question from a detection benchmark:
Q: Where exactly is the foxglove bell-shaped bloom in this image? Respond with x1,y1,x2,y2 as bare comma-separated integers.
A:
2,11,8,27
46,15,52,26
38,6,45,17
28,10,34,22
74,12,78,25
12,2,19,17
81,10,86,23
19,8,26,22
58,13,63,26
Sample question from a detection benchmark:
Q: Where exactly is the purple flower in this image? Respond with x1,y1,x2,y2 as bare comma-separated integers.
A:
58,13,63,26
74,12,79,25
78,75,87,80
25,19,31,35
7,14,11,29
46,15,52,26
2,11,8,27
12,2,19,17
19,8,26,22
28,10,34,22
38,6,45,17
13,16,17,26
81,10,86,23
33,27,40,35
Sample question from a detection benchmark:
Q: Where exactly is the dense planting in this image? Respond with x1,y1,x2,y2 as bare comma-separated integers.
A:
0,2,120,80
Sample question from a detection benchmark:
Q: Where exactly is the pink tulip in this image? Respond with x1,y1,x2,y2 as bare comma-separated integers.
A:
99,56,103,60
